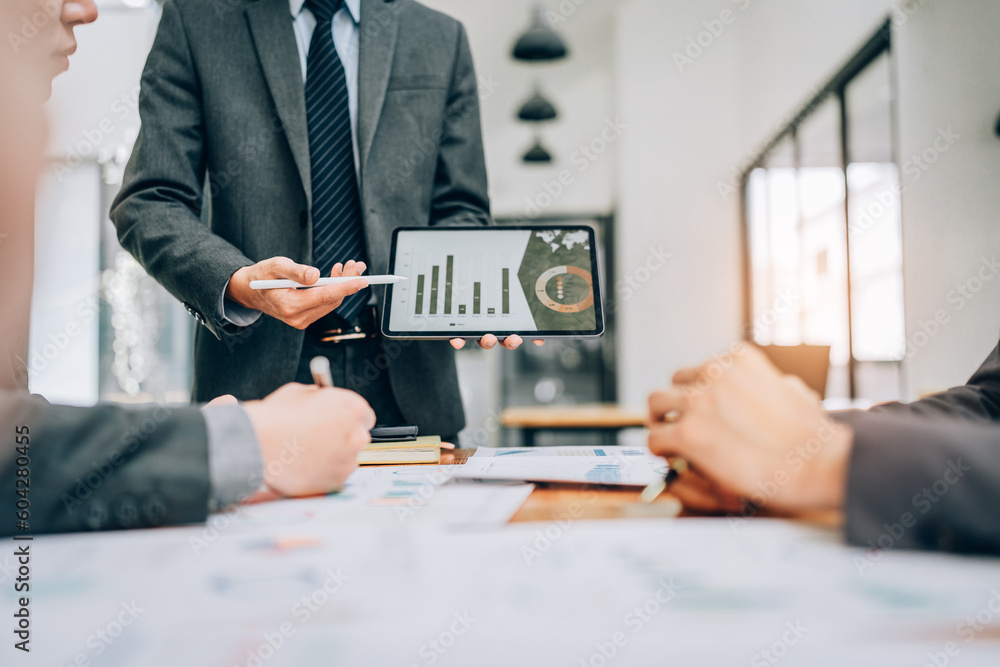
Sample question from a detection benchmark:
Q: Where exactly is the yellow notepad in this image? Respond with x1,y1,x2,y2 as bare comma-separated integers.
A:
358,436,442,466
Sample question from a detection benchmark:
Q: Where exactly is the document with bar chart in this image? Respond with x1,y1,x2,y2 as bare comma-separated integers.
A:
383,226,604,338
452,456,666,486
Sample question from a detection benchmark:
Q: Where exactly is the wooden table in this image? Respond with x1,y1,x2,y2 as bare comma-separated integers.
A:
442,448,684,522
441,448,840,527
500,403,648,447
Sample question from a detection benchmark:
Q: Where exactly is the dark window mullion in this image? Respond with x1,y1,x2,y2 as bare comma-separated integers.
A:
838,88,857,399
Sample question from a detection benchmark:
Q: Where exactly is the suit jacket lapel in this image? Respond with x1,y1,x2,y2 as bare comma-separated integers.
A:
245,0,312,205
358,0,401,182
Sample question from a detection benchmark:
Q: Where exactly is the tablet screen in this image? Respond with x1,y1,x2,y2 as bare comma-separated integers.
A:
383,226,604,338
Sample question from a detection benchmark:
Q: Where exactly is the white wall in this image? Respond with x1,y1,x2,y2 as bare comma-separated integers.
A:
612,0,744,411
612,0,1000,408
421,0,618,218
30,165,102,405
893,0,1000,396
733,0,895,162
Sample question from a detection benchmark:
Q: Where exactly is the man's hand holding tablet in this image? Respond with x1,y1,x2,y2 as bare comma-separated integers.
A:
449,334,545,350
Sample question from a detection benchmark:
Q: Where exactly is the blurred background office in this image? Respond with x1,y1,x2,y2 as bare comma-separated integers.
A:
33,0,1000,446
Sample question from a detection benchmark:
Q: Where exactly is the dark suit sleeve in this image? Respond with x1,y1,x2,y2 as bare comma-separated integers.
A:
429,23,491,229
0,392,210,536
110,0,254,340
838,410,1000,554
834,338,1000,555
867,342,1000,423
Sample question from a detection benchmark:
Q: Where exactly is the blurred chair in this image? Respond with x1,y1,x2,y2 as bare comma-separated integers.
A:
758,344,831,399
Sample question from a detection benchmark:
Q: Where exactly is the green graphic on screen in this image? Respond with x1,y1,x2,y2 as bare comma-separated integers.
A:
517,229,596,331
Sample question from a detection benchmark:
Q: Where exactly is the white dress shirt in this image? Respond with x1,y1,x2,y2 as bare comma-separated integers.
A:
217,0,362,327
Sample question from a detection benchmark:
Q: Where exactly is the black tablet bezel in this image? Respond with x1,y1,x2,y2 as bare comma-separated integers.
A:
380,225,605,339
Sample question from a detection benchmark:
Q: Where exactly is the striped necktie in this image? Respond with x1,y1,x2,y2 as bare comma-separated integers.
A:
305,0,369,323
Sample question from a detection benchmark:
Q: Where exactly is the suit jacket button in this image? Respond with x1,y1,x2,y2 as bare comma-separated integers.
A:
83,499,109,531
143,493,168,526
115,495,141,528
300,210,309,228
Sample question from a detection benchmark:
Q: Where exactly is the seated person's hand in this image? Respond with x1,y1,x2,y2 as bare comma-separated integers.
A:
243,383,376,497
647,344,853,514
226,257,369,330
662,466,745,515
450,335,546,351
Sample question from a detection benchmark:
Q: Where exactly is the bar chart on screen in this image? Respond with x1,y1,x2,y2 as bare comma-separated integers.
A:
410,254,509,318
389,230,538,332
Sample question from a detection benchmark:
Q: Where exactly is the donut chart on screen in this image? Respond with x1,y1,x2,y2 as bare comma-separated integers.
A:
534,266,594,313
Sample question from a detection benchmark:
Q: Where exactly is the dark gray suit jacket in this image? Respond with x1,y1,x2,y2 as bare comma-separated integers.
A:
111,0,490,436
0,392,210,535
839,338,1000,554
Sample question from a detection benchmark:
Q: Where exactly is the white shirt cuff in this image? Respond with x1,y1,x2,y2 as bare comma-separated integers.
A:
202,404,264,511
217,276,263,328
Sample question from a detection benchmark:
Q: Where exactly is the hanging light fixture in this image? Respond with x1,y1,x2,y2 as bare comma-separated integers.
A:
512,5,568,62
522,137,553,164
517,87,558,122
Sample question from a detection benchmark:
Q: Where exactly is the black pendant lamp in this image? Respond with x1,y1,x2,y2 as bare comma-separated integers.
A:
522,137,553,164
517,88,558,122
512,5,568,62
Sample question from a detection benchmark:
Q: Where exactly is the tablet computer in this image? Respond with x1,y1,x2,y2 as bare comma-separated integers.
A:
381,226,604,339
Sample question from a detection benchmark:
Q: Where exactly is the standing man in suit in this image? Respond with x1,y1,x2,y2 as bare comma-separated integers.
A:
112,0,534,441
1,0,378,535
647,340,1000,554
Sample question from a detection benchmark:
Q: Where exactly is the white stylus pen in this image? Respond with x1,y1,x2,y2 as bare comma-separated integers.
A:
249,275,407,290
309,356,334,388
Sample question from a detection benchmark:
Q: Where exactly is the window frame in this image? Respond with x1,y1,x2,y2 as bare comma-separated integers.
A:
739,19,896,400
